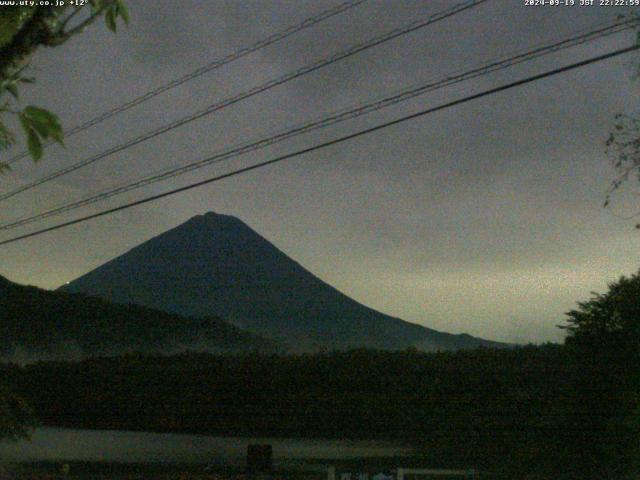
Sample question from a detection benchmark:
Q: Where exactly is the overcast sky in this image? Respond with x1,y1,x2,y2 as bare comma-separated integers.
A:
1,0,639,344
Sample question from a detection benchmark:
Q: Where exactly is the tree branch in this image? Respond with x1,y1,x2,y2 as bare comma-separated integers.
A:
51,2,114,45
0,8,57,79
57,6,84,33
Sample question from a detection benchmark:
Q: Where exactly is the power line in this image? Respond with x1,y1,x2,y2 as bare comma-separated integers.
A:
2,0,370,167
0,0,487,203
0,43,636,247
0,17,635,231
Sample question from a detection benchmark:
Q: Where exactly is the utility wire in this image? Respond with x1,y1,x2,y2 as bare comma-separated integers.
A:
0,43,637,247
0,0,487,203
0,16,635,232
2,0,370,167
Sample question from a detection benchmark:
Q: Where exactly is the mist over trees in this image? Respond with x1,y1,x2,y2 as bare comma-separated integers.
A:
1,265,639,479
1,271,639,479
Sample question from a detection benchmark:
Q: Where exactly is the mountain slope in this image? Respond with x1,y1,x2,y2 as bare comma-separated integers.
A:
0,274,277,361
61,212,506,351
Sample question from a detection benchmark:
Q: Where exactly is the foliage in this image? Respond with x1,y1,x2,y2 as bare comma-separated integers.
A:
3,267,638,477
0,1,129,441
1,272,637,476
0,1,128,166
603,13,640,226
0,272,273,441
604,113,640,227
0,346,576,477
18,105,63,161
2,339,633,478
561,269,640,345
560,271,640,478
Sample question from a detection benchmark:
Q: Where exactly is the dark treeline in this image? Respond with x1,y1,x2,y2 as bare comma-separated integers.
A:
1,343,637,479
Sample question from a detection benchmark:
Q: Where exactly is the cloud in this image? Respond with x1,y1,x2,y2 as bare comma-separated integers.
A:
1,0,639,343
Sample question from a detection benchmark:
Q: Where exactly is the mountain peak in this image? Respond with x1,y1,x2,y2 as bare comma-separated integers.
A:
186,211,245,228
200,211,221,220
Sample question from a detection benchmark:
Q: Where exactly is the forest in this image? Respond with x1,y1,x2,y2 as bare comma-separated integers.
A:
1,272,639,479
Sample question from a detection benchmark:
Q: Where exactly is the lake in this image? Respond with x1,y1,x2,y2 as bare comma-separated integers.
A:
0,428,414,466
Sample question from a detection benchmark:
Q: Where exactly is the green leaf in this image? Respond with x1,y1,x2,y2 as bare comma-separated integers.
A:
27,115,49,139
48,124,64,144
105,7,117,32
116,0,129,25
19,112,30,132
22,106,63,145
25,126,43,161
23,106,58,125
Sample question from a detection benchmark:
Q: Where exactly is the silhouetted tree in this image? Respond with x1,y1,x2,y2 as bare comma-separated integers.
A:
560,271,640,478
